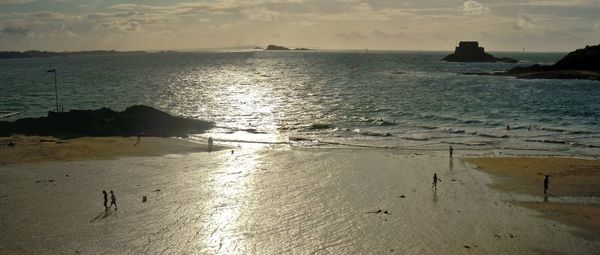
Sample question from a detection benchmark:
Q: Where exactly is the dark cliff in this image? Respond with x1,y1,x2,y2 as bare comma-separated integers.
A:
501,44,600,80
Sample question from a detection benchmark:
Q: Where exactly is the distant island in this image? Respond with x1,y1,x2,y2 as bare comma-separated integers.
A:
0,50,146,59
0,105,213,138
466,44,600,81
265,45,291,50
442,41,518,63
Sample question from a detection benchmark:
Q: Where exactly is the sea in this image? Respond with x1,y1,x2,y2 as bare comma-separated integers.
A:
1,50,599,156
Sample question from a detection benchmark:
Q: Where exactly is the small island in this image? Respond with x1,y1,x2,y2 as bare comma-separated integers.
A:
466,44,600,81
0,105,213,138
442,41,517,63
265,45,290,50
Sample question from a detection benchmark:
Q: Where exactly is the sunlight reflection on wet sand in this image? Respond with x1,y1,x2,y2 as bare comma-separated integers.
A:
200,148,259,254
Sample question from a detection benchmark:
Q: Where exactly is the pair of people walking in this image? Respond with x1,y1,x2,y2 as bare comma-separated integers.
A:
102,190,117,211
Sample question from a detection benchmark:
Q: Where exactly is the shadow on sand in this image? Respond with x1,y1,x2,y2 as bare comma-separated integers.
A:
90,210,115,223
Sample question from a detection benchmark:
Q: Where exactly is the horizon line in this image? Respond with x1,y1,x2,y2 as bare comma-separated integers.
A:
0,47,572,54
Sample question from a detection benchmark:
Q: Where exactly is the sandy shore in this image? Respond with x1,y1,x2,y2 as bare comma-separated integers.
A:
1,144,599,254
466,157,600,239
0,136,225,165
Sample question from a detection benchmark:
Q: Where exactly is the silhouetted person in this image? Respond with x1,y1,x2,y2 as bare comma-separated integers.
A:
109,190,117,210
102,190,108,211
449,146,453,157
506,125,511,131
208,137,213,151
134,135,141,146
544,175,549,194
432,173,441,190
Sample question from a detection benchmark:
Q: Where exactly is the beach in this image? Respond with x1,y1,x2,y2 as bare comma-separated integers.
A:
0,136,226,165
466,157,600,238
1,137,599,254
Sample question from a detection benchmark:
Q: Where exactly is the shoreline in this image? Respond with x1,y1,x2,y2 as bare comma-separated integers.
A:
464,70,600,81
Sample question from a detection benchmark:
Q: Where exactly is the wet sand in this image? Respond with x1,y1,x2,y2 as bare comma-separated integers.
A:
466,157,600,239
0,136,225,165
1,146,599,254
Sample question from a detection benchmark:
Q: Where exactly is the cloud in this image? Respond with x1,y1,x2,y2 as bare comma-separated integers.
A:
352,2,371,11
522,0,600,7
0,0,35,4
462,0,489,15
334,31,367,39
516,14,535,29
292,21,316,26
1,25,30,36
371,30,403,38
243,7,280,21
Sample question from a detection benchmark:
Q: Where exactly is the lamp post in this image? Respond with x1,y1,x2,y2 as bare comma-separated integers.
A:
47,68,58,112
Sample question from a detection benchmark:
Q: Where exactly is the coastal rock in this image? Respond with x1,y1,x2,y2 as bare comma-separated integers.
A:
468,44,600,81
442,41,517,63
265,45,290,50
0,105,214,138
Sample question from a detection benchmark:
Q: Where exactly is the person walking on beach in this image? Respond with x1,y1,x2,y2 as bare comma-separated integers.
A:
544,175,549,194
208,137,213,151
449,146,453,157
109,190,117,210
102,190,108,211
432,173,441,190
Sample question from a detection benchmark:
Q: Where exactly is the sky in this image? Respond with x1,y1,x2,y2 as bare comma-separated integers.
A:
0,0,599,52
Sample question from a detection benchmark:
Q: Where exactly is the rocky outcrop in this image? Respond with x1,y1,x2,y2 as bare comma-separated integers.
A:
552,44,600,71
467,44,600,81
442,41,517,63
0,105,214,138
265,45,290,50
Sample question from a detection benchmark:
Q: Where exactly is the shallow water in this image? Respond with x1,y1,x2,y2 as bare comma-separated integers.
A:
1,51,599,155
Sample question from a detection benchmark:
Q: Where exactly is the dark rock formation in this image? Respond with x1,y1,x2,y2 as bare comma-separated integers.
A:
466,44,600,81
265,45,290,50
548,44,600,71
0,105,214,138
442,41,517,63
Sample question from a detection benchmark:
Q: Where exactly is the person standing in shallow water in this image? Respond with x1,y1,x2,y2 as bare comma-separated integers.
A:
449,146,453,157
102,190,108,211
109,190,117,210
544,175,549,194
432,173,441,190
